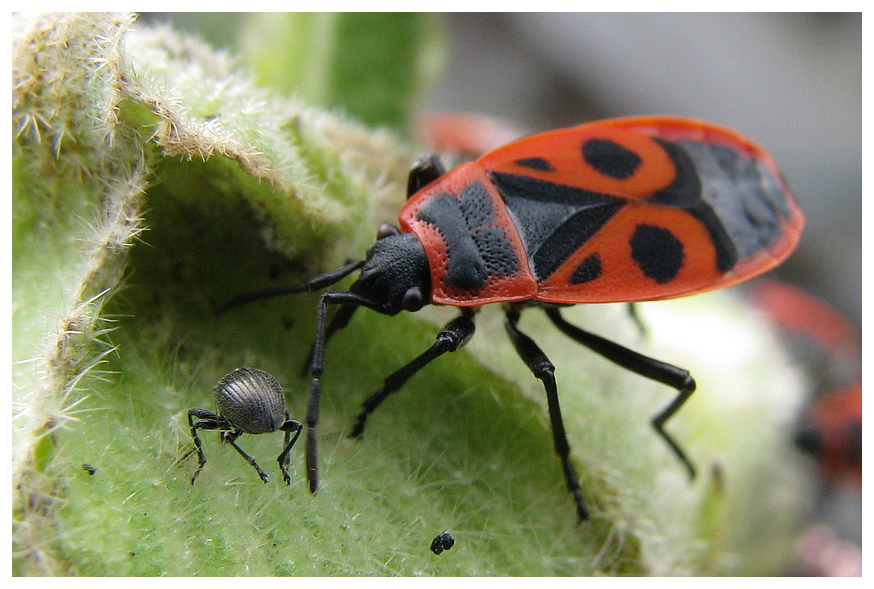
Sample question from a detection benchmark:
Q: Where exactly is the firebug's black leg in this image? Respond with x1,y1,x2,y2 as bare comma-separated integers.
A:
407,155,447,198
626,302,648,338
306,290,389,494
504,306,589,523
544,306,697,479
277,414,304,485
188,408,229,485
300,303,359,377
223,430,270,483
349,308,477,439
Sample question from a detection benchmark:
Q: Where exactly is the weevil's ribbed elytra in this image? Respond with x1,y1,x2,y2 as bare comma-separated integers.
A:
187,368,303,485
218,116,803,522
213,367,286,434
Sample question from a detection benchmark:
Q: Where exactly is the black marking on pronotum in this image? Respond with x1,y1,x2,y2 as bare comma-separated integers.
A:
569,253,602,285
630,224,684,284
489,172,624,282
457,181,495,228
515,157,554,171
582,138,642,180
417,193,488,290
416,182,517,290
472,226,518,276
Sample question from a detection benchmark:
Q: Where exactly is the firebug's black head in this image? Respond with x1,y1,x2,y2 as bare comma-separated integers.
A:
350,231,431,315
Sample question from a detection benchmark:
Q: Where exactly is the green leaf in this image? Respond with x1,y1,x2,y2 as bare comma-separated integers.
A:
12,13,811,576
240,13,444,135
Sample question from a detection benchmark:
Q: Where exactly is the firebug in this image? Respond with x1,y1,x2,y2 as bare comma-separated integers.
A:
748,279,861,491
795,382,862,490
222,116,804,521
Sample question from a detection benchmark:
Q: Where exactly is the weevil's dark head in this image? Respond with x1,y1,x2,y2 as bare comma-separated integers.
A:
350,225,431,315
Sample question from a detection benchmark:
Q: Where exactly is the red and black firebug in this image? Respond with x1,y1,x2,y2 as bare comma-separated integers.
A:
222,116,804,521
748,279,861,491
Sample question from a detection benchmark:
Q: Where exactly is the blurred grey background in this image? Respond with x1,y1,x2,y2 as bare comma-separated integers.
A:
143,12,862,332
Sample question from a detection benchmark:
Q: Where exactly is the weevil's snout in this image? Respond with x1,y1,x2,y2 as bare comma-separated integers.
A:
350,232,430,315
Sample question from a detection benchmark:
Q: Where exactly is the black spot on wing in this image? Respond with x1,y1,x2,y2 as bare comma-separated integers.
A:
532,203,623,282
514,157,554,171
630,224,684,284
569,254,601,284
582,138,642,180
488,172,624,282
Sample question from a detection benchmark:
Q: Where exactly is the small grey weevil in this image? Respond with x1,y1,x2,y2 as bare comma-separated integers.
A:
188,368,302,485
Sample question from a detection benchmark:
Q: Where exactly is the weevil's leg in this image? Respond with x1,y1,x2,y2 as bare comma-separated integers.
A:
216,259,365,314
306,291,387,494
349,307,477,438
544,306,697,479
223,430,270,483
407,155,447,198
626,302,648,338
187,408,228,485
504,306,589,523
277,416,304,485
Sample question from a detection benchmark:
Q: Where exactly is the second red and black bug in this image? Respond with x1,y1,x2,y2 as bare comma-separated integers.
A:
222,116,804,521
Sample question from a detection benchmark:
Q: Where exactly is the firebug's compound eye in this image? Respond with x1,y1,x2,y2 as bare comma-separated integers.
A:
377,223,400,240
402,287,425,312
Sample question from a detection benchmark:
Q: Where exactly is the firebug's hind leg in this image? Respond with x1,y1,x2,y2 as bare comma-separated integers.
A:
626,302,648,338
407,155,447,198
543,306,697,480
349,308,477,438
504,306,589,523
